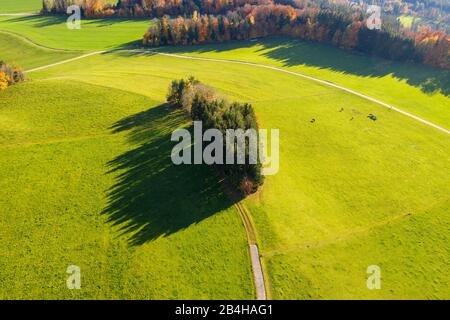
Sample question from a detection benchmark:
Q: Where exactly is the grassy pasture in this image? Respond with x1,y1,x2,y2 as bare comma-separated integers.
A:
0,12,449,299
157,38,450,130
0,79,253,299
0,0,41,13
398,15,416,29
24,50,450,299
266,201,450,299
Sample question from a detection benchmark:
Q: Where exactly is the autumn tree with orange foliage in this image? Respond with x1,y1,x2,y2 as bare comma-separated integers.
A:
0,61,25,90
415,27,450,69
143,3,449,70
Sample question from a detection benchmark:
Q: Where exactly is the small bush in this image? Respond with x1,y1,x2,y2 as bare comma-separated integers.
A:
0,61,25,89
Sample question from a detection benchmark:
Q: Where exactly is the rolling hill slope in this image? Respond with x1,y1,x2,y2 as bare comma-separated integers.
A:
17,46,450,299
1,16,449,299
0,78,254,299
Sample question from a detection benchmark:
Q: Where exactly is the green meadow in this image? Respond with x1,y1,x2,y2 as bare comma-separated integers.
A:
0,32,78,69
0,11,449,299
0,0,42,14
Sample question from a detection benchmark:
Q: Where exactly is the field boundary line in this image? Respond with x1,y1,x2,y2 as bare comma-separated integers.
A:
5,29,448,135
0,132,115,149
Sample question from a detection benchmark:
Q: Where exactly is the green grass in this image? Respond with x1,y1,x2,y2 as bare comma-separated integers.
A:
24,51,450,299
0,80,253,299
266,201,450,299
0,0,41,13
398,15,416,29
156,38,450,130
398,14,449,33
0,32,78,69
1,19,449,299
0,15,151,50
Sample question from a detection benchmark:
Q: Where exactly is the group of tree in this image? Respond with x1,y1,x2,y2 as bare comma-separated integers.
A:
143,4,449,69
41,0,449,69
40,0,450,30
167,77,264,195
0,62,25,91
352,0,449,33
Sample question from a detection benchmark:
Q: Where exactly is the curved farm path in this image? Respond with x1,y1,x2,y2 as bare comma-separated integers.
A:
6,30,449,299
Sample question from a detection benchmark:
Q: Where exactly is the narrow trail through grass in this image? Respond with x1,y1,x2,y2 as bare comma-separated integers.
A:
0,79,254,299
12,36,447,299
19,36,449,135
264,211,414,258
2,24,448,299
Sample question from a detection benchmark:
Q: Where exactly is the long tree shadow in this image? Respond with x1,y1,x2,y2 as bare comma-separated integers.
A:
2,15,67,27
146,36,449,96
103,104,238,246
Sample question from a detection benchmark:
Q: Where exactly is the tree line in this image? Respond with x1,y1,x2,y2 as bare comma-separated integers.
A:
167,77,264,195
42,0,260,17
0,62,25,91
143,4,450,69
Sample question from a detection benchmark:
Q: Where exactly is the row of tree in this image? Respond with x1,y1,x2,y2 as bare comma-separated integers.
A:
43,0,114,17
0,62,25,91
42,0,261,17
143,4,450,69
167,77,264,195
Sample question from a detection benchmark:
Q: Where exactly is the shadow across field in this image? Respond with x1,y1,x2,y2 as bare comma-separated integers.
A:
3,14,150,27
102,104,237,246
2,15,67,27
151,37,449,96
